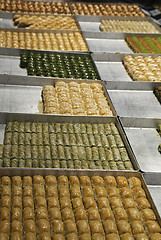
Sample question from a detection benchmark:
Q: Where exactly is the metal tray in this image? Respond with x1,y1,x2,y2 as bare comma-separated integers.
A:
92,52,161,89
108,89,161,119
144,172,161,217
0,112,139,170
120,117,161,172
0,50,100,80
78,15,161,32
0,78,116,116
0,12,81,30
0,169,160,223
0,28,89,53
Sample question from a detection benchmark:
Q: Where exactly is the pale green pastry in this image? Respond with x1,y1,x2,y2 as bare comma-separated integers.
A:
76,133,83,146
19,159,25,168
3,158,10,167
64,146,72,160
69,134,77,146
49,133,56,146
71,146,79,160
13,121,19,132
31,123,37,133
92,147,99,161
104,123,112,135
85,147,92,161
38,146,44,160
43,133,50,146
67,160,74,169
53,160,60,168
31,133,37,146
105,149,114,162
33,159,39,168
26,159,32,168
94,134,102,147
51,146,58,159
80,123,86,134
78,146,86,160
19,145,25,159
107,135,117,148
68,123,74,133
39,160,46,168
114,135,124,148
37,133,43,146
61,123,68,133
110,122,119,135
88,134,96,147
25,133,31,145
101,134,109,148
55,123,61,133
109,161,117,170
98,147,106,161
19,132,25,145
46,160,53,168
56,133,63,145
4,132,12,145
92,124,98,134
86,123,93,134
43,122,49,133
6,122,13,132
12,132,19,145
32,146,38,159
58,145,65,160
3,145,11,159
25,122,31,133
19,122,25,133
119,148,130,161
11,158,18,167
117,161,126,170
25,145,31,159
74,123,81,133
37,123,43,133
98,124,105,134
63,134,70,146
44,146,51,160
11,145,18,159
112,148,121,162
82,134,89,146
48,123,55,133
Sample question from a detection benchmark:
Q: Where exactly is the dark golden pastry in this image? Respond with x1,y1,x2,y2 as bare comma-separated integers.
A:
64,220,77,234
58,186,70,198
100,208,114,221
141,209,156,221
0,220,10,235
83,197,97,209
79,234,91,240
82,186,94,198
120,233,134,240
34,186,45,198
51,220,64,234
77,220,90,235
104,176,117,187
62,207,74,221
114,208,128,221
120,187,132,198
39,232,51,240
12,176,22,186
0,207,10,221
128,177,141,189
1,196,11,208
12,196,22,208
123,198,136,209
24,232,36,240
52,233,65,240
12,208,22,221
90,221,104,235
80,176,91,186
59,197,71,209
45,175,57,186
136,198,151,210
69,176,80,186
92,233,105,240
11,220,22,233
134,233,148,240
37,219,50,233
131,221,144,234
108,187,120,197
12,185,22,196
110,197,123,209
23,207,34,221
47,197,59,209
35,197,47,209
145,220,161,234
97,197,110,209
95,187,107,198
33,176,44,185
88,208,100,221
127,208,141,221
149,233,161,240
23,196,34,208
46,186,58,198
66,233,78,240
91,176,104,186
70,186,81,198
23,186,33,197
72,198,83,209
36,207,48,220
116,176,128,188
117,220,131,234
2,176,11,185
103,220,117,234
1,186,11,197
23,176,32,186
132,187,146,199
24,220,36,234
75,207,87,221
49,207,61,221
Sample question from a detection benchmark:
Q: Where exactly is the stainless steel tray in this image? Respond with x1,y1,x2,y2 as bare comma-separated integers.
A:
0,12,81,30
0,169,160,223
0,51,100,79
108,89,161,119
0,28,89,53
144,172,161,217
0,78,116,116
120,117,161,172
78,15,161,32
0,112,139,170
92,52,161,89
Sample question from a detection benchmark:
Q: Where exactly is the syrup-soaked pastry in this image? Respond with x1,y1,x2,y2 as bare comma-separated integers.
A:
49,207,61,221
60,197,71,209
52,233,65,240
97,198,110,209
10,232,22,240
120,233,134,240
131,221,145,234
12,207,22,221
70,186,81,198
103,220,118,234
104,176,117,187
36,207,48,220
91,176,104,186
58,176,69,186
58,186,70,198
39,232,51,240
75,207,87,221
145,220,161,234
149,233,161,240
116,176,128,188
92,234,105,240
12,196,22,208
127,208,141,221
95,187,107,198
83,197,97,209
66,233,78,240
24,220,36,234
12,185,22,196
141,209,156,221
117,220,131,234
62,207,74,221
120,187,133,198
2,176,11,185
45,175,57,186
0,220,10,235
79,234,91,240
1,185,11,196
46,186,58,198
134,233,148,240
51,220,64,234
82,186,94,198
23,207,34,221
132,187,146,199
37,219,50,234
90,221,104,235
114,208,128,220
0,233,8,240
110,197,123,209
64,220,77,234
128,177,142,188
88,208,100,221
24,232,36,240
23,176,32,186
77,220,90,235
1,196,11,208
72,198,84,209
23,196,34,208
107,187,120,197
34,186,45,198
123,198,136,209
35,196,47,209
11,220,22,233
100,208,114,221
136,198,151,210
106,233,120,240
0,207,10,221
69,176,80,186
